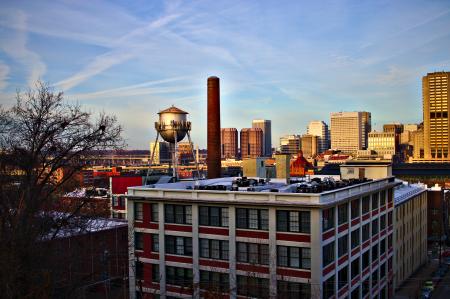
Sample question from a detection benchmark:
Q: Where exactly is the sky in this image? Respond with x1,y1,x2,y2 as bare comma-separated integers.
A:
0,0,449,149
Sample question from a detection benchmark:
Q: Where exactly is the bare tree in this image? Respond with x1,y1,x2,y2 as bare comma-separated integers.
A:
0,81,124,298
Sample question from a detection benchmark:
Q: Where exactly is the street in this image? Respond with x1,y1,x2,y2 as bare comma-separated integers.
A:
432,266,450,298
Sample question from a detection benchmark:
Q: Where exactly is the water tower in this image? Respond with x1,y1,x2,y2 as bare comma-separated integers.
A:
145,105,199,183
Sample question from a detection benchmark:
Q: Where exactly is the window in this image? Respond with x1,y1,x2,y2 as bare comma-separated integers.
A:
165,204,192,224
372,193,379,210
380,214,386,231
362,196,370,214
151,234,159,252
323,241,335,267
362,278,370,297
278,246,311,269
199,206,229,227
380,190,386,206
362,223,370,242
199,271,229,293
166,266,193,288
151,203,158,222
135,232,144,251
351,257,359,279
380,238,386,255
351,287,360,299
236,208,268,230
165,236,192,256
388,235,393,249
237,242,269,265
351,199,360,219
372,245,378,263
338,203,348,225
323,207,335,231
338,266,348,289
135,202,143,221
338,235,348,257
388,211,393,226
362,250,370,270
372,269,378,287
237,276,269,298
380,263,386,279
136,261,144,280
277,280,311,298
351,228,360,249
372,219,379,236
151,264,160,282
277,210,310,233
323,275,335,299
199,239,229,260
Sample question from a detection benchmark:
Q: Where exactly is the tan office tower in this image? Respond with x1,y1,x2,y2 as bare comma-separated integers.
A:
301,134,318,158
307,120,330,153
240,128,263,158
221,128,238,159
279,135,301,155
423,72,450,160
252,119,272,156
330,111,371,154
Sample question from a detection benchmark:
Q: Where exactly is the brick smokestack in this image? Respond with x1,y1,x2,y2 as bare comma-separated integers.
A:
207,76,221,179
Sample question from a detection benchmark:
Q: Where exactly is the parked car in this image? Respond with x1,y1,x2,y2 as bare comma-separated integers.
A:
423,280,434,291
421,287,432,299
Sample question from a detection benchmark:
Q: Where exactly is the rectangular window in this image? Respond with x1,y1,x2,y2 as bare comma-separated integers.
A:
136,261,143,280
164,204,192,225
323,275,335,299
380,238,386,255
351,228,360,249
362,223,370,242
388,211,393,226
237,276,269,298
323,241,335,267
380,190,386,207
372,244,378,263
338,234,348,257
351,257,359,279
277,280,311,299
351,199,360,219
151,264,160,282
135,232,144,251
236,208,269,230
199,206,229,227
277,210,310,233
166,266,193,288
322,207,335,232
338,266,348,289
237,242,269,265
362,250,370,270
135,202,143,221
362,196,370,214
199,270,229,293
372,219,379,236
277,245,311,269
151,203,158,222
151,234,159,252
165,235,192,256
362,278,370,297
380,214,386,231
372,269,378,287
338,203,348,225
372,193,379,210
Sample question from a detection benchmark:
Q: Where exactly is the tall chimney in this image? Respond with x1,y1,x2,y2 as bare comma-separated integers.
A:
207,76,221,179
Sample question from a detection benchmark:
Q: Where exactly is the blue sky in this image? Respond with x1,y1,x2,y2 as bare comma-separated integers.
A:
0,0,449,149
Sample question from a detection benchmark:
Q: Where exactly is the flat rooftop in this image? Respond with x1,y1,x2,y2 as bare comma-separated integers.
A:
127,176,401,207
394,182,427,206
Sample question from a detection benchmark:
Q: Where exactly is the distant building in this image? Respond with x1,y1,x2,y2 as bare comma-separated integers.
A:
240,128,264,158
221,128,239,159
412,127,425,160
330,111,371,154
423,72,450,161
252,119,272,156
301,134,318,158
177,142,194,165
279,134,301,155
150,141,170,164
307,120,330,153
383,124,403,134
368,131,397,157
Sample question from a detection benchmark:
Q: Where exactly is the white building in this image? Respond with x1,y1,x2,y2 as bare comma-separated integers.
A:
307,120,330,154
330,112,371,154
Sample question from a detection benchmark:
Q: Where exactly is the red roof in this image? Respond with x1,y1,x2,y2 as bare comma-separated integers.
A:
158,105,188,114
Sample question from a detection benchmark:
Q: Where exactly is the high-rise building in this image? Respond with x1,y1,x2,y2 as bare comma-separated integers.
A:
423,72,450,160
241,128,263,158
307,120,330,154
149,141,170,164
330,112,371,154
383,124,403,134
279,135,301,155
368,131,397,157
301,134,318,158
177,142,194,165
252,119,272,156
221,128,238,159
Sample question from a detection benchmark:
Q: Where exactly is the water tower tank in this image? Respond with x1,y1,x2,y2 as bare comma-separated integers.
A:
155,105,190,143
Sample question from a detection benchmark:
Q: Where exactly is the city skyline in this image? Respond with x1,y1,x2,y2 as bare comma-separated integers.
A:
0,0,450,148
